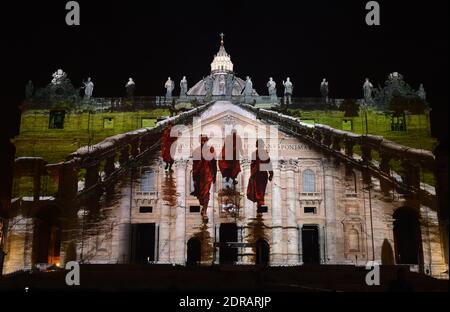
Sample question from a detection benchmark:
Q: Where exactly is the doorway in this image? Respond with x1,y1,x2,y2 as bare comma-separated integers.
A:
187,237,201,265
31,208,61,266
131,223,155,264
302,225,320,264
219,223,238,264
255,239,270,266
393,208,422,264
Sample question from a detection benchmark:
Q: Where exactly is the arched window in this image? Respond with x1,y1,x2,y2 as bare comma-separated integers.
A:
141,169,156,192
346,170,357,194
302,170,316,193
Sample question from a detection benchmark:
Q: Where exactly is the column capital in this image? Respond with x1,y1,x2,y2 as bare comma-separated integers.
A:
286,159,299,171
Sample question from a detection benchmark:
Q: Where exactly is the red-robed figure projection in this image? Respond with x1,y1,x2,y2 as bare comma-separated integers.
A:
191,135,217,221
218,130,243,185
161,122,177,171
247,139,273,209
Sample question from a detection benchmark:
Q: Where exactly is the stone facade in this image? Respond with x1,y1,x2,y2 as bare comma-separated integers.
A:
3,102,447,279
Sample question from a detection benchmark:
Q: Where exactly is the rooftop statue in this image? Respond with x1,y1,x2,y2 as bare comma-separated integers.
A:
51,69,67,85
282,77,293,107
125,78,136,97
243,76,253,96
165,77,175,100
267,77,277,104
83,77,94,100
267,77,277,96
225,73,235,98
243,76,253,103
373,72,421,111
417,83,426,101
363,78,374,105
320,78,329,97
218,74,226,95
180,76,188,99
25,80,34,99
320,78,329,102
204,75,213,97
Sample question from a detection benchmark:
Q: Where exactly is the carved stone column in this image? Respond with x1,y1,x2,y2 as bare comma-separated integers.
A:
116,174,132,264
242,159,254,264
174,160,187,264
434,143,449,265
286,160,299,265
271,160,283,265
158,164,172,263
323,161,337,263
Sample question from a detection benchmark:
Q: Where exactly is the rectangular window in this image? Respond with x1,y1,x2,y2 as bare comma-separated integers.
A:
302,170,316,193
142,118,156,128
49,110,65,129
302,119,315,125
342,120,353,131
139,206,153,213
304,207,317,214
189,206,201,213
103,117,114,129
257,205,268,214
141,169,156,192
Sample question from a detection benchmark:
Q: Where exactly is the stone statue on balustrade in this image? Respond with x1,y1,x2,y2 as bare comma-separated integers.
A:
267,77,277,104
125,78,136,97
179,76,188,100
204,75,213,99
165,77,175,102
363,78,374,105
25,80,34,99
282,77,293,108
417,83,426,101
320,78,329,103
51,69,67,85
225,73,235,99
217,74,225,96
242,76,254,104
83,77,94,100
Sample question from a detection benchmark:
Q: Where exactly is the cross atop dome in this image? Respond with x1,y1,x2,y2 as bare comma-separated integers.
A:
220,33,225,46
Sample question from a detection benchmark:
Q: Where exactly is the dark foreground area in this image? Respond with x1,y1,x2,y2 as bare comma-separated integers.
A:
0,264,447,293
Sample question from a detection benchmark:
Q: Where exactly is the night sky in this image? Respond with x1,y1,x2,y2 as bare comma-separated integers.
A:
1,0,448,140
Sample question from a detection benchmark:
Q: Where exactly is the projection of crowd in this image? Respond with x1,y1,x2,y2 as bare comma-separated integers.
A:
162,123,272,223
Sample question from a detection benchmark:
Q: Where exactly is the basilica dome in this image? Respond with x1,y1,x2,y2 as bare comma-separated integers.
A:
187,34,258,97
210,34,233,74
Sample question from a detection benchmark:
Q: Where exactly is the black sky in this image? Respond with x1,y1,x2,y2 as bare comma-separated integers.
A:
1,0,449,140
